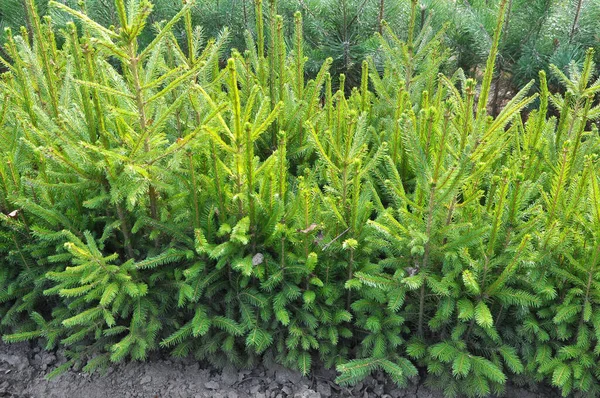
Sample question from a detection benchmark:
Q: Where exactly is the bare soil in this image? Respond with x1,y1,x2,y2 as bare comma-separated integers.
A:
0,341,561,398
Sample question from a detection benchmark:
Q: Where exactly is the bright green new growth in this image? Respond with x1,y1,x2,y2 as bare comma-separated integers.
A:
1,1,600,397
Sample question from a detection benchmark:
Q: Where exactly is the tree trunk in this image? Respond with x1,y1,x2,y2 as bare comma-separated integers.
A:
22,0,34,46
377,0,384,34
503,0,513,34
569,0,584,41
491,66,502,117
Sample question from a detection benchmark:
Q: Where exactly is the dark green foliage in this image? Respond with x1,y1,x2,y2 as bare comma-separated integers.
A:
422,0,600,106
1,1,600,397
2,0,598,96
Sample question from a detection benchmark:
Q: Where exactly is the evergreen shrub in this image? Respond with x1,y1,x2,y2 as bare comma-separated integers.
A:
0,0,599,396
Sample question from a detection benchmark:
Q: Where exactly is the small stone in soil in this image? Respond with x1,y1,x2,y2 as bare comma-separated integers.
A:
373,382,385,395
293,390,321,398
238,370,251,382
140,375,152,384
220,367,238,387
388,388,404,398
250,384,262,394
352,382,364,393
42,353,56,365
204,380,220,390
316,382,331,397
274,365,302,385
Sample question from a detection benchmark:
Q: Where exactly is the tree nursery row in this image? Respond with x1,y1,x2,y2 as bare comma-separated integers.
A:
0,0,599,397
